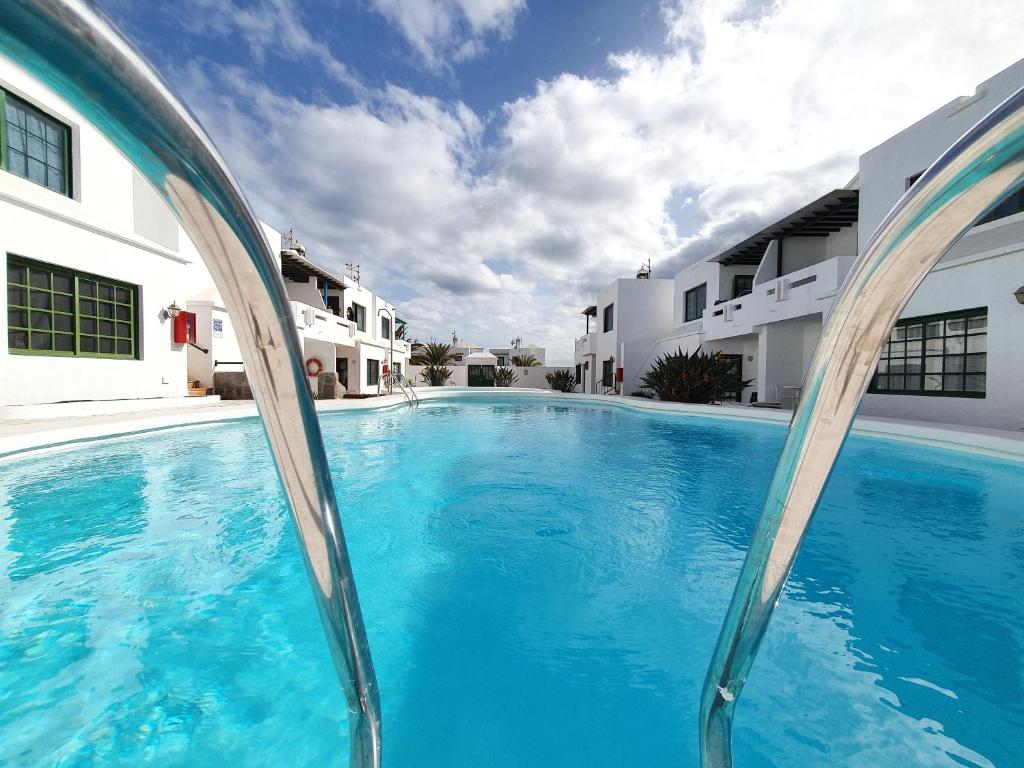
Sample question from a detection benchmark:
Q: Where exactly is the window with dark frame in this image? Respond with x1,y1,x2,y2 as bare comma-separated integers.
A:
1,89,71,197
381,315,391,339
352,302,366,332
685,283,707,322
868,308,987,397
601,358,614,388
575,363,582,387
732,275,754,298
7,256,138,358
366,358,380,386
976,184,1024,226
602,303,614,333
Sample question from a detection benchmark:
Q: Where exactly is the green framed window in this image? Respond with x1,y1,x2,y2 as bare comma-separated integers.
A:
381,315,391,339
869,307,986,398
1,89,72,197
7,256,138,358
366,358,379,386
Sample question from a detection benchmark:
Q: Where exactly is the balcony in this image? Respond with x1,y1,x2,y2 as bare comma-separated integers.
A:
292,301,356,346
701,256,846,341
575,333,595,356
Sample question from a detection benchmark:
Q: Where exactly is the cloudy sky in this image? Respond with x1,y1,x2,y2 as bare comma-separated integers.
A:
99,0,1024,363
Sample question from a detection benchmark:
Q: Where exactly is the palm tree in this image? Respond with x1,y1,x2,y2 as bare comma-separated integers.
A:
411,341,457,387
511,353,541,367
411,341,455,366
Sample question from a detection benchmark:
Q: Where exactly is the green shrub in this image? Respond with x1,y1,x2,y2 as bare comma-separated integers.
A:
511,354,541,367
419,365,453,386
493,367,519,387
545,368,577,392
640,347,751,403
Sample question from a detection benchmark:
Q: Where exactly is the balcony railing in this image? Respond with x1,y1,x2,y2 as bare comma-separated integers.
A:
292,301,356,345
701,256,847,340
575,333,595,356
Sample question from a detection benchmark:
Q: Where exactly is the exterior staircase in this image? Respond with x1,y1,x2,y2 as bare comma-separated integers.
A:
187,379,213,397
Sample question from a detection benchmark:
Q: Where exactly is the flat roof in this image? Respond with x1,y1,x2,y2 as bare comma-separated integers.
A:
712,189,859,266
280,249,347,290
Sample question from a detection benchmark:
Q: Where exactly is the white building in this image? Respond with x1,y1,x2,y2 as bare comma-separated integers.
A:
187,228,409,399
0,54,408,411
579,59,1024,429
573,275,676,395
854,60,1024,429
652,187,860,406
1,54,204,409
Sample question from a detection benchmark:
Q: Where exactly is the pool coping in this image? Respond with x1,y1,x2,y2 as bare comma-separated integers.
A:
2,387,1023,463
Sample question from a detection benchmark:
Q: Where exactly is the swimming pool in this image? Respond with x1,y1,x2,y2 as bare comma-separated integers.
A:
1,397,1021,766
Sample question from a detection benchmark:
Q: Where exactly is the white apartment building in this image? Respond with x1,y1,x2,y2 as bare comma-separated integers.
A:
576,59,1024,429
0,54,204,409
855,60,1024,429
574,275,676,394
187,228,409,399
0,54,408,410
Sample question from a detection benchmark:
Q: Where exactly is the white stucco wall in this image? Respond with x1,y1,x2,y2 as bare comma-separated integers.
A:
859,248,1024,429
858,60,1024,243
0,56,204,407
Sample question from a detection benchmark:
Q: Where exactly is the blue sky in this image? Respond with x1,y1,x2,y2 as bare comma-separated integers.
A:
98,0,1024,363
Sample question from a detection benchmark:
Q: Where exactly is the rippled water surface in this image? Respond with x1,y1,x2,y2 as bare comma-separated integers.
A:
1,398,1022,767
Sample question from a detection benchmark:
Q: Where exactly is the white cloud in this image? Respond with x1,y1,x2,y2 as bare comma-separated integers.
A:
367,0,526,69
172,0,1024,364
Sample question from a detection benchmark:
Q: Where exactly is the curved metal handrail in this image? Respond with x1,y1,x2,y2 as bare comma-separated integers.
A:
700,87,1024,766
0,3,381,765
378,372,418,404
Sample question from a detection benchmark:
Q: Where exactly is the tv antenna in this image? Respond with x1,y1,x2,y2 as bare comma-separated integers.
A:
345,261,360,285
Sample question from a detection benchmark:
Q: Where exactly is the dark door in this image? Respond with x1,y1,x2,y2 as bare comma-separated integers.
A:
720,354,743,402
468,365,495,387
336,357,349,389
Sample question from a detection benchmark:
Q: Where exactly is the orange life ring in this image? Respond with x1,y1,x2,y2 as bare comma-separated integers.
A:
305,357,323,377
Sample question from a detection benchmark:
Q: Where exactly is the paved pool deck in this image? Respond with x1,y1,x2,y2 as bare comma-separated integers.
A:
2,388,1022,462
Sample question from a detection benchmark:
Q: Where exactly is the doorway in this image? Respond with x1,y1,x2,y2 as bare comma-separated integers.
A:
468,365,495,387
336,357,349,390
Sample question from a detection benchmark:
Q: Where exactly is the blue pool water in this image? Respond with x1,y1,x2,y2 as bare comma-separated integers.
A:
1,397,1022,767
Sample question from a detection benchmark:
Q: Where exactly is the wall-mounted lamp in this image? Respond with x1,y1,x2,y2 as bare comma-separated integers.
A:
1015,285,1024,305
161,300,182,321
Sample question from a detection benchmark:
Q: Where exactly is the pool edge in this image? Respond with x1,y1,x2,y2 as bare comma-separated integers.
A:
2,389,1022,464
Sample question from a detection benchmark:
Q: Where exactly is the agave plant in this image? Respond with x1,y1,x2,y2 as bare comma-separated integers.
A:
640,347,751,403
545,368,577,392
419,365,453,386
511,354,541,367
492,367,519,387
411,341,455,367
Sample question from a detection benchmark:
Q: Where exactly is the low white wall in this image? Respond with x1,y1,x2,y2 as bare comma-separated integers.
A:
407,364,566,390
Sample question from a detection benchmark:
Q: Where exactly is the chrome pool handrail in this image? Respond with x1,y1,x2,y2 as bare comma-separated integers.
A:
0,3,381,765
699,87,1024,766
